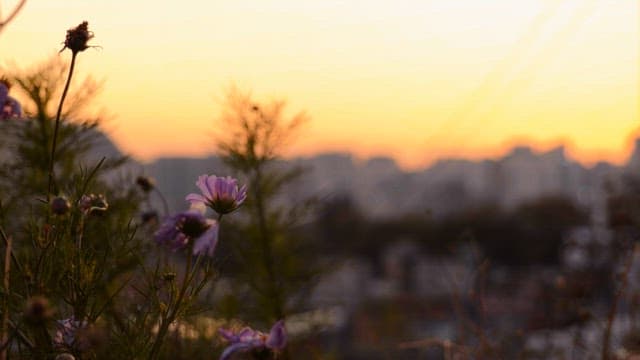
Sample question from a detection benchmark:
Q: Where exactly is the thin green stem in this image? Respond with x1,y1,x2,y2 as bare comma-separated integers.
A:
148,251,194,359
253,167,284,320
47,52,77,201
153,188,170,217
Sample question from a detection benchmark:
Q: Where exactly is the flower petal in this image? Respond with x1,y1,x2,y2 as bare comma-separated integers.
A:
192,221,219,257
266,320,287,350
206,175,220,200
237,185,248,204
196,175,213,199
186,193,207,205
220,342,253,360
218,328,237,342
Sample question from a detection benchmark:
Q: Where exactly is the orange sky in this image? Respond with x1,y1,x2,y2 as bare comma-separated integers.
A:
0,0,637,170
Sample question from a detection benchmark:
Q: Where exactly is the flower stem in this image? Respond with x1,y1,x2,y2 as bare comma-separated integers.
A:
148,251,193,359
47,52,77,201
253,167,284,320
153,188,170,217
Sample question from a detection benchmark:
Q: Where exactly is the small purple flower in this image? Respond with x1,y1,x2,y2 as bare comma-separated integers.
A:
0,80,22,120
186,175,247,215
218,320,287,360
54,317,87,349
154,211,219,256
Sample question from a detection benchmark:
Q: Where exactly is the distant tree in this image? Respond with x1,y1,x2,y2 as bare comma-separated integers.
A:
0,55,125,209
213,87,319,326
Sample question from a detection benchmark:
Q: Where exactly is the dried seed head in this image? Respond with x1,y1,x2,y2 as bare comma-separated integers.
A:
136,176,155,193
61,21,94,54
24,296,53,324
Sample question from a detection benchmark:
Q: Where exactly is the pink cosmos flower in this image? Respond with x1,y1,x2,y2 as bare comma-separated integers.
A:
218,320,287,360
186,175,247,215
0,81,22,120
154,211,219,256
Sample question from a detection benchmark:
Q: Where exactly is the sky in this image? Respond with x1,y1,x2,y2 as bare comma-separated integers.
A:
0,0,637,170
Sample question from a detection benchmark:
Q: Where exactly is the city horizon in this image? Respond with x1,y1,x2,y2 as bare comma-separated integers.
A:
127,131,640,172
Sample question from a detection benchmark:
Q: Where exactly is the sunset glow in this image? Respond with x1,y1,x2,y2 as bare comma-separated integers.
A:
0,0,637,169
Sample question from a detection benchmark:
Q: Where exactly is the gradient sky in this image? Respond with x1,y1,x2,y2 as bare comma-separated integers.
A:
0,0,637,169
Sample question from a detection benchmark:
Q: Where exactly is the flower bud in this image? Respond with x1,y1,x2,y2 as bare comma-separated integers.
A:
51,196,71,215
61,21,94,54
78,194,109,215
24,296,53,324
136,176,155,193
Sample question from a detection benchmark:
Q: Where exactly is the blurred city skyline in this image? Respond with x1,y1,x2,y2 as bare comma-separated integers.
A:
0,0,637,170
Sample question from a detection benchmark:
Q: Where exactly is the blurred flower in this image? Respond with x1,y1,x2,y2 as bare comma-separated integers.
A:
60,21,94,54
154,211,219,256
186,175,247,215
24,296,53,324
51,196,71,215
218,320,287,360
136,176,155,193
78,194,108,215
54,317,87,349
0,79,22,120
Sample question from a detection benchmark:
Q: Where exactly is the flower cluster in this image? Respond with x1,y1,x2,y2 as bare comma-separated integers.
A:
186,175,247,215
0,79,22,120
218,320,287,360
156,174,246,257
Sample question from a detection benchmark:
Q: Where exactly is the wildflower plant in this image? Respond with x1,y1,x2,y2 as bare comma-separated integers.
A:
0,17,294,360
